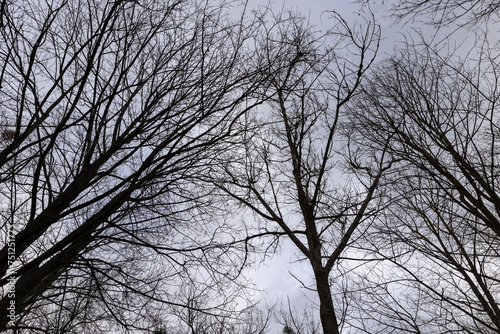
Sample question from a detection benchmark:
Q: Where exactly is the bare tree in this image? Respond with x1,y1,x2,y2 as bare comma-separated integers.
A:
0,0,268,331
378,0,500,27
345,39,500,333
274,297,321,334
157,287,272,334
205,9,383,334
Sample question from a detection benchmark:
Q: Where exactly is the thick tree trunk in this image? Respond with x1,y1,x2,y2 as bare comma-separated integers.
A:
315,268,340,334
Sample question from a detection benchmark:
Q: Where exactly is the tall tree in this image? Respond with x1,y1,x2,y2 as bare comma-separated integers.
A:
206,10,383,334
387,0,500,27
0,0,266,331
345,39,500,333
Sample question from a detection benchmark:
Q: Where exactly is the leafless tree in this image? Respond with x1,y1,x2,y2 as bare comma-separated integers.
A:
274,297,321,334
0,0,269,332
204,9,384,334
373,0,500,27
345,38,500,333
156,288,272,334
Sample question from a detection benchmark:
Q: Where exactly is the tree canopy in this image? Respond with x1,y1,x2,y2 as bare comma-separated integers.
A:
1,0,500,333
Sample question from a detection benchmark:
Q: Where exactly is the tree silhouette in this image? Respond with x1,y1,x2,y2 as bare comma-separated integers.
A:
0,0,266,331
205,9,382,334
345,37,500,333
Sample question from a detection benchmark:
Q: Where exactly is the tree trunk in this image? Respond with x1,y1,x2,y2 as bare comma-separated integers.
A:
315,268,340,334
